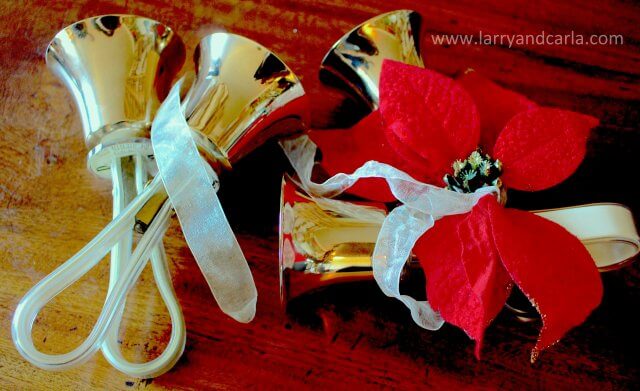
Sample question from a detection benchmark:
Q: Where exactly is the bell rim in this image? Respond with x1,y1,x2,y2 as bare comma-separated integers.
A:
45,14,177,64
278,175,291,308
194,32,304,86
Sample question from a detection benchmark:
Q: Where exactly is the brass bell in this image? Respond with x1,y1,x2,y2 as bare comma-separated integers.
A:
135,31,309,229
184,32,309,173
319,9,424,111
46,14,185,176
42,14,187,378
279,175,410,306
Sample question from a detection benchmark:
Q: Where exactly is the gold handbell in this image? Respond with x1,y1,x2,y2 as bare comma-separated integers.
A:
279,175,416,306
41,15,187,378
319,9,424,111
184,32,309,173
135,32,310,229
279,176,640,312
46,14,185,177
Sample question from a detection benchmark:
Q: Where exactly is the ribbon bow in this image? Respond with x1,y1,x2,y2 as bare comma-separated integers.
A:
282,60,603,361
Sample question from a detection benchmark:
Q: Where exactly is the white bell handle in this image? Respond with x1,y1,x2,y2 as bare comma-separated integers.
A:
11,177,172,372
535,203,640,271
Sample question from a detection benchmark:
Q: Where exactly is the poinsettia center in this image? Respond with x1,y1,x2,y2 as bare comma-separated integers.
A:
444,149,503,194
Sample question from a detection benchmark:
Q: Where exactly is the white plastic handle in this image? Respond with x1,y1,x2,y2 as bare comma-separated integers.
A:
534,203,640,271
100,155,186,378
11,177,171,371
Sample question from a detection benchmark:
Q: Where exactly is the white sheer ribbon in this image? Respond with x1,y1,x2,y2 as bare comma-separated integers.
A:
152,82,257,323
280,135,497,329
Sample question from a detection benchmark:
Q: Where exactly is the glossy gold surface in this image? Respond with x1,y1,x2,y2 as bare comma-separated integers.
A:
124,34,310,232
279,176,405,305
319,9,423,110
184,33,309,171
46,15,185,150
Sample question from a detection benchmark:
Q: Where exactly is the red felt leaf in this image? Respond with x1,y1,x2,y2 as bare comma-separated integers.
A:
309,111,396,201
457,71,538,153
457,198,514,324
488,202,603,361
381,124,450,184
493,108,598,191
415,196,512,358
379,60,480,184
311,108,451,201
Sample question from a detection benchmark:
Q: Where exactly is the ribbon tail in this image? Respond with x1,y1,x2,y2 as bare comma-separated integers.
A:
152,81,257,323
280,135,355,197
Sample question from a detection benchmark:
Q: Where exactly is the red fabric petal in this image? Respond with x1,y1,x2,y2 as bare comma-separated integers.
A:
311,109,454,201
415,196,512,358
309,111,396,201
457,198,514,323
457,71,538,153
379,60,481,185
488,202,603,360
493,108,598,191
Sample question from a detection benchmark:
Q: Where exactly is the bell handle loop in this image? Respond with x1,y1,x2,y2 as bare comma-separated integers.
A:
102,244,186,377
101,154,186,378
11,177,168,370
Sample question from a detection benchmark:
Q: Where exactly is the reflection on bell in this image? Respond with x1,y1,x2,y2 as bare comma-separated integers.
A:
185,33,309,172
46,14,185,176
278,176,640,312
279,175,421,307
135,32,310,228
319,9,424,111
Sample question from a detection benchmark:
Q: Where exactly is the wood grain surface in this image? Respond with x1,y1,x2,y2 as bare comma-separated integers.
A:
1,0,640,389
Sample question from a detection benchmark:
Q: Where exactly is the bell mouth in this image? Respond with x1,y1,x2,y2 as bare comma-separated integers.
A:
279,176,298,308
45,14,161,53
319,9,424,112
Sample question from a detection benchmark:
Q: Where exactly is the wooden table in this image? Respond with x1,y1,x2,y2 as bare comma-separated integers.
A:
1,0,639,389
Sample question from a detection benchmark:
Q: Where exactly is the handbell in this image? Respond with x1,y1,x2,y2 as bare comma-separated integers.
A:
279,176,640,310
184,32,309,172
135,32,309,230
319,9,423,111
46,14,185,176
42,14,187,378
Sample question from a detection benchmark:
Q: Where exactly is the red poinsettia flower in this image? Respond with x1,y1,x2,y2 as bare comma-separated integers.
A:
310,60,603,360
